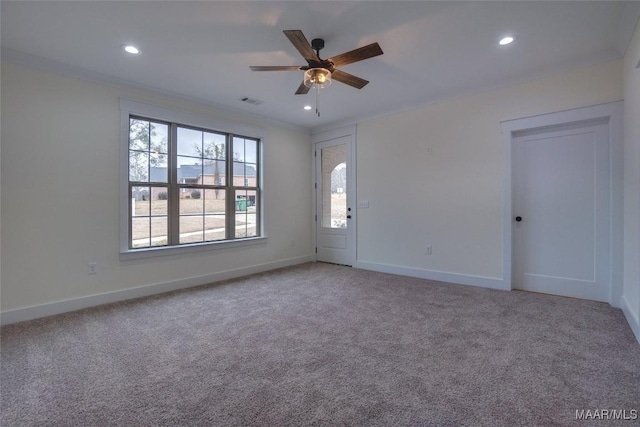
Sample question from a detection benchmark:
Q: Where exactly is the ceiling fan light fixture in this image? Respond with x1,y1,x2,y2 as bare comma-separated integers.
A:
303,68,332,89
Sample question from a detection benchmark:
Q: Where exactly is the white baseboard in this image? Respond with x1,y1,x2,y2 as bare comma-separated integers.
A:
621,295,640,345
0,255,313,326
354,261,507,291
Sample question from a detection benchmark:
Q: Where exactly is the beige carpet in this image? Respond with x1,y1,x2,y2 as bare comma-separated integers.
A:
2,262,639,426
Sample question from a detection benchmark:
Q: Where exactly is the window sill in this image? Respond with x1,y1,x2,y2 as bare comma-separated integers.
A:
120,236,267,261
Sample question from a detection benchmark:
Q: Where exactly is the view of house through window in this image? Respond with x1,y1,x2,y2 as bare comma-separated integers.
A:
128,117,260,249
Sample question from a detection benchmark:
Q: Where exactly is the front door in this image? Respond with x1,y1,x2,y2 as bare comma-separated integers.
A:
512,120,610,301
315,136,354,266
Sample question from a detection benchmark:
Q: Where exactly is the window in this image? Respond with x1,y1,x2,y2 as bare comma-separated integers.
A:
120,100,264,256
129,118,170,248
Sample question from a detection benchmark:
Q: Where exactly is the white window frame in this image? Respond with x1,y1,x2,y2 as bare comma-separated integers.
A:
119,99,267,260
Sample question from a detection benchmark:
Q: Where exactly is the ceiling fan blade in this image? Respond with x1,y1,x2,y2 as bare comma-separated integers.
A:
283,30,320,63
331,69,369,89
295,80,311,95
328,43,383,68
250,65,305,71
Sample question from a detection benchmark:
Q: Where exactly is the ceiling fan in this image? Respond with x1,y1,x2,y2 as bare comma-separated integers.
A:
250,30,384,95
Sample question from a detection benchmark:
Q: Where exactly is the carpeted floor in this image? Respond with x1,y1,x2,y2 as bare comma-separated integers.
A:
1,262,639,426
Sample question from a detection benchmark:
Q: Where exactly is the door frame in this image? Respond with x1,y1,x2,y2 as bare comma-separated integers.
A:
312,125,357,265
501,101,623,306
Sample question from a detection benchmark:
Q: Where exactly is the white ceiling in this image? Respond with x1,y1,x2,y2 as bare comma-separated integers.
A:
1,1,637,131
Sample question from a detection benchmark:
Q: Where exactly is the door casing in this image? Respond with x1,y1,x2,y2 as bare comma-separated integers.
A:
512,120,610,301
501,101,623,306
312,126,357,266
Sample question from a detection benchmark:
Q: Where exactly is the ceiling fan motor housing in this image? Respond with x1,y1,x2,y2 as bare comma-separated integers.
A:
311,38,325,53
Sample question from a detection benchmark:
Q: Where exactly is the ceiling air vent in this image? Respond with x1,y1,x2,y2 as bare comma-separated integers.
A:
240,96,263,106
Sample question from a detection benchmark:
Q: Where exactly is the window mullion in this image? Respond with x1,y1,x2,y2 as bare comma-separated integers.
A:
226,134,234,240
251,139,257,238
128,184,134,249
255,188,260,237
169,123,180,245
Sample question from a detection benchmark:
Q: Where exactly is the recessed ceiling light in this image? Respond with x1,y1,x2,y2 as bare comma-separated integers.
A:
123,45,140,55
303,105,312,111
499,36,515,46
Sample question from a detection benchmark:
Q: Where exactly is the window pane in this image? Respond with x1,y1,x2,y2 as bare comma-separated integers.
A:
129,119,149,151
233,162,244,186
204,189,226,241
235,189,257,238
132,217,150,248
180,216,204,244
177,156,202,186
201,159,224,186
180,191,203,214
246,213,257,237
150,122,168,154
245,163,257,187
150,153,168,183
131,186,150,216
329,163,347,228
151,216,168,247
205,215,226,241
244,139,257,164
179,185,205,243
235,213,257,238
244,189,257,210
204,188,225,214
201,160,225,185
177,127,202,157
203,132,225,160
321,144,347,228
233,137,245,162
151,187,168,215
129,151,149,182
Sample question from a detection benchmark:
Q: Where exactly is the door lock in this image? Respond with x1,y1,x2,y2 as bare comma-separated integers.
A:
515,216,522,222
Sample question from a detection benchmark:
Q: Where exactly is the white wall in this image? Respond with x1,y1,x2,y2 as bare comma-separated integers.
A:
356,59,623,285
622,20,640,341
1,52,634,331
1,61,312,317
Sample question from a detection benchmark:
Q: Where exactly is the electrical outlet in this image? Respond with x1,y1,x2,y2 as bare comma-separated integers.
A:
88,262,97,275
425,245,432,255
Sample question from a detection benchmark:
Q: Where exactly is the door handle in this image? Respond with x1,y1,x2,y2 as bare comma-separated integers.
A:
515,216,522,222
347,215,352,219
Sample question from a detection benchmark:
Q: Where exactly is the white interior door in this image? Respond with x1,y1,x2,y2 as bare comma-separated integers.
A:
315,136,354,266
512,120,610,301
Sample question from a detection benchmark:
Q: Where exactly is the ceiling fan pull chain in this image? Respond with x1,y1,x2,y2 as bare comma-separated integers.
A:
316,84,320,117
